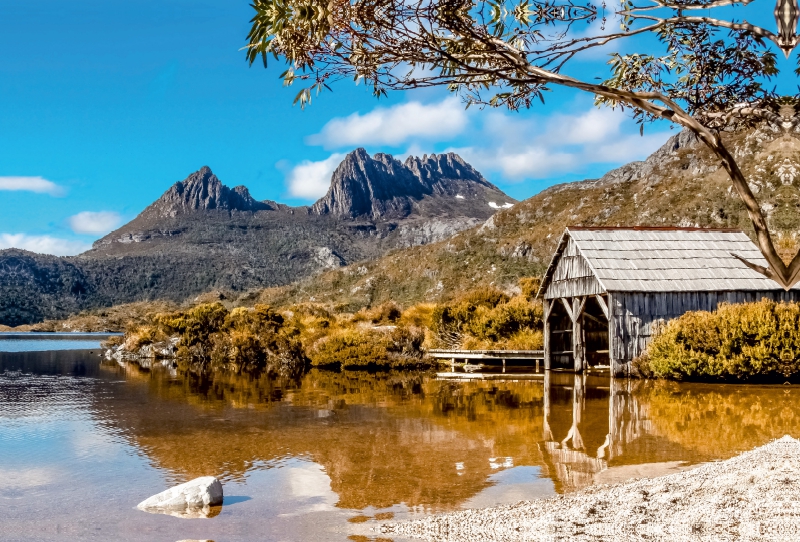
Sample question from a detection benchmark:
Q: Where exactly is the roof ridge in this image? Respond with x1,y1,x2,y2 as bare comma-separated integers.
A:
567,226,744,232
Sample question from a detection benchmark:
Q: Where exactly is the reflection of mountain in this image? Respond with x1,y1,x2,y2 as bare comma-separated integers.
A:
91,367,547,510
86,362,800,511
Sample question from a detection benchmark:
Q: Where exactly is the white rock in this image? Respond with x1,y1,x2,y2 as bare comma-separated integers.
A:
137,476,223,513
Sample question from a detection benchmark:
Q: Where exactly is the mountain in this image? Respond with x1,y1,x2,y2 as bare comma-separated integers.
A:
311,149,500,219
140,166,275,218
259,128,800,309
0,150,515,325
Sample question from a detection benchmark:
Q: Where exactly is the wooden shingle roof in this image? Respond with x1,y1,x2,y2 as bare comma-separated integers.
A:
541,227,792,293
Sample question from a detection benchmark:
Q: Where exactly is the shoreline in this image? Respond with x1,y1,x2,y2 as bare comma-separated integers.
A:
382,436,800,541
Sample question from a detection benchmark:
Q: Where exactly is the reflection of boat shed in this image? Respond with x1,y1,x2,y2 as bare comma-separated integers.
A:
538,227,800,376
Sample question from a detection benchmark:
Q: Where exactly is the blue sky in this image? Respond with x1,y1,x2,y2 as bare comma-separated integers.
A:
0,0,753,255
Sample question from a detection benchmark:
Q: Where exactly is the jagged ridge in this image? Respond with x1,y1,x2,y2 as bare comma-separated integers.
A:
311,149,502,219
142,166,274,219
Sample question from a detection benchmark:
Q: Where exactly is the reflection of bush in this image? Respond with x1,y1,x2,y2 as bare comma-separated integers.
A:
633,379,800,459
638,299,800,381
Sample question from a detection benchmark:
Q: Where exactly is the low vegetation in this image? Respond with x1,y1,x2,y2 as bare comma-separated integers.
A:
110,278,544,376
6,301,179,333
635,299,800,381
115,303,305,377
430,278,543,350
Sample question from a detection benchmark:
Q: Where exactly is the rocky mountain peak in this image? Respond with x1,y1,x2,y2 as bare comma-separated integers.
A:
311,149,508,220
310,148,424,219
141,167,272,218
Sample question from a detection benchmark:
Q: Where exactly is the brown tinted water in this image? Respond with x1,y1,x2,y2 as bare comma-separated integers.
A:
2,347,800,541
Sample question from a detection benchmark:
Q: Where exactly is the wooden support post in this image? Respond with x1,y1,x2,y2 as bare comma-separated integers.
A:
502,359,506,373
543,299,551,371
572,296,587,372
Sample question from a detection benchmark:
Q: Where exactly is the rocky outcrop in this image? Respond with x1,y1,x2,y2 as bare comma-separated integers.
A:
141,166,273,218
404,152,494,195
311,149,424,218
311,149,509,220
137,476,223,518
105,337,180,362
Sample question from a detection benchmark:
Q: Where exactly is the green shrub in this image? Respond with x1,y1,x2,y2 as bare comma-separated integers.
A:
431,283,543,349
308,325,430,369
309,328,393,368
431,287,510,337
640,299,800,381
518,277,541,301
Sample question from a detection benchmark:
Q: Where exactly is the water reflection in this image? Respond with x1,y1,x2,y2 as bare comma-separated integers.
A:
4,349,800,541
92,361,800,506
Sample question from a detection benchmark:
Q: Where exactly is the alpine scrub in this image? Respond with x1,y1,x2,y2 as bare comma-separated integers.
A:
637,299,800,381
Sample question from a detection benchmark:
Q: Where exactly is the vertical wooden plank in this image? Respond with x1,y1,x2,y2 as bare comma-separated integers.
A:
607,292,616,372
543,298,551,371
573,297,586,372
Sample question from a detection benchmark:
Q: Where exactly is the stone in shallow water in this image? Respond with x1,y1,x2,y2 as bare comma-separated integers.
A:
137,476,223,517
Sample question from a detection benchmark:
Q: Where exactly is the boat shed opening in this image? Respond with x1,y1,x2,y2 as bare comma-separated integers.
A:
538,227,800,376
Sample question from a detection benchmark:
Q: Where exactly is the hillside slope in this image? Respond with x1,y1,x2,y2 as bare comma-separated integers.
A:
258,129,800,309
0,150,514,325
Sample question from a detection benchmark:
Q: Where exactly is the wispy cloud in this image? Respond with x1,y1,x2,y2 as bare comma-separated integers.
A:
68,211,122,235
308,98,468,149
452,107,670,180
0,176,65,196
0,234,91,256
286,153,345,199
298,97,671,194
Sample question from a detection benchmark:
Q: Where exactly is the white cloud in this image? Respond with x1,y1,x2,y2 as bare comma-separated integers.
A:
0,176,65,196
309,97,468,148
454,107,671,180
301,97,671,186
287,153,345,199
455,146,576,179
0,234,92,256
559,108,627,145
68,211,122,235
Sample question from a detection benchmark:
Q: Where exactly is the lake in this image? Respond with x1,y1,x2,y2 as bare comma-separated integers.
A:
0,332,120,353
2,339,799,541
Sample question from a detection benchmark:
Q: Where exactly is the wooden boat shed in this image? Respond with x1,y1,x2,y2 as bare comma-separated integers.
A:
538,227,800,376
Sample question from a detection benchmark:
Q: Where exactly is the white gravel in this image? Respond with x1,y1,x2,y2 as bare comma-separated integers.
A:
382,436,800,541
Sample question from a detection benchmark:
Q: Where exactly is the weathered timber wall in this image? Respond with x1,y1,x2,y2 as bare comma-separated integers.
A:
544,237,604,299
610,290,800,374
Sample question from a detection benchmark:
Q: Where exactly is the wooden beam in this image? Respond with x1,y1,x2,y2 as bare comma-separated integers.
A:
574,296,587,319
561,297,574,321
595,294,609,319
543,298,552,321
583,312,605,326
573,297,587,372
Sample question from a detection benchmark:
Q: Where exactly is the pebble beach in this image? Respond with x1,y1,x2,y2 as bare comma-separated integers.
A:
382,436,800,542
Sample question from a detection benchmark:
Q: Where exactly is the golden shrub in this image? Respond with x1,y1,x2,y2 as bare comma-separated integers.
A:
643,299,800,381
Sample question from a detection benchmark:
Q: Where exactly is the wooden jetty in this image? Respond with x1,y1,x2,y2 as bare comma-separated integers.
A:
428,349,544,362
428,349,544,380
